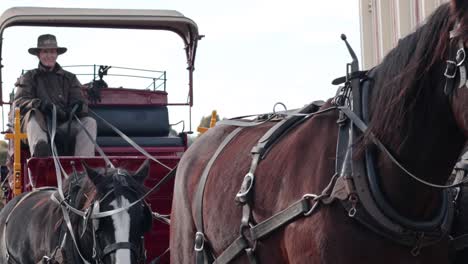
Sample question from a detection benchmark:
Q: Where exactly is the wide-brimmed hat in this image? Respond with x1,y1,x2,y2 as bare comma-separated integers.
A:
28,34,67,55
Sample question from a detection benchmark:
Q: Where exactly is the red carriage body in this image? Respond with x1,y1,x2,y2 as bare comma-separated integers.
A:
0,7,202,263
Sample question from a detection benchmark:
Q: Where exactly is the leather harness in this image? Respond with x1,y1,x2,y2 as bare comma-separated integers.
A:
193,102,336,264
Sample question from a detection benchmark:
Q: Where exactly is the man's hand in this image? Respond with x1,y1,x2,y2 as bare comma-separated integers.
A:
38,100,67,120
70,101,83,113
38,100,53,113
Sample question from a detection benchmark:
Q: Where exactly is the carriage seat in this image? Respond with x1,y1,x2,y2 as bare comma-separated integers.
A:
89,105,184,147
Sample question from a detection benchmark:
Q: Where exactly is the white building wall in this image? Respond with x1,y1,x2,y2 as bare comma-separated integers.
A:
359,0,447,69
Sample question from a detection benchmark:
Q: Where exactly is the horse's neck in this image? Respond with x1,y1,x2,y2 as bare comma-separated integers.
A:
68,216,95,262
377,135,462,219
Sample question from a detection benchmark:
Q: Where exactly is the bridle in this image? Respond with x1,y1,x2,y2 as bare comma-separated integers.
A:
444,22,467,97
84,184,151,264
50,167,153,264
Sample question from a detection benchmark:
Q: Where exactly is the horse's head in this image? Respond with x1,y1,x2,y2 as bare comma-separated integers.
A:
366,0,468,165
451,0,468,138
82,160,152,264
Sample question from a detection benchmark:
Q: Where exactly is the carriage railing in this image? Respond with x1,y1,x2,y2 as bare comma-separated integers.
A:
4,64,194,133
20,64,167,92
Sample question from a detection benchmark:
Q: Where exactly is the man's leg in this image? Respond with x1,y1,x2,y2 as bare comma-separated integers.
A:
73,116,97,156
26,115,50,157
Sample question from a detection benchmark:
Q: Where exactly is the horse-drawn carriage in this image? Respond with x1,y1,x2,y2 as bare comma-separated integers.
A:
1,2,468,264
0,7,201,263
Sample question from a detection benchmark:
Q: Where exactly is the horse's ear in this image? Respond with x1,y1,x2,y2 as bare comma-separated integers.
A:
82,161,101,185
133,159,150,183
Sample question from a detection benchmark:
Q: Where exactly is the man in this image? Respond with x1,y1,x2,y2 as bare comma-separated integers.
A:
13,34,97,157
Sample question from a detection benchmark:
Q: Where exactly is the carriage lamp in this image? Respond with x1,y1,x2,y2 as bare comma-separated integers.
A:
4,108,27,196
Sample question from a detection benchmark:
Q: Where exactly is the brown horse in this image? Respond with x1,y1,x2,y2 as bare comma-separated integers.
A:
171,1,468,263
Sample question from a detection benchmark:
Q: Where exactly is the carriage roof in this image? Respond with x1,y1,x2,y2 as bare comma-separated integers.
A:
0,6,202,104
0,7,200,46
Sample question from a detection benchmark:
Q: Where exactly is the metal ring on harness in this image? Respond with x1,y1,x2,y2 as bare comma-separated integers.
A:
194,232,205,252
457,48,466,66
445,60,458,78
239,222,257,251
236,173,254,203
302,194,321,216
273,102,287,114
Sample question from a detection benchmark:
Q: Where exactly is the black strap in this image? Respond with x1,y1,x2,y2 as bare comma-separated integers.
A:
444,42,458,96
102,242,138,257
444,40,466,96
250,199,310,240
194,127,243,264
214,198,313,264
213,237,248,264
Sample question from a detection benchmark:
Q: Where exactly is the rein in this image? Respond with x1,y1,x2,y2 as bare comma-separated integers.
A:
341,106,468,189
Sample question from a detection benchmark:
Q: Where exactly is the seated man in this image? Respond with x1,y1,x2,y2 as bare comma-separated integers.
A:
13,34,97,157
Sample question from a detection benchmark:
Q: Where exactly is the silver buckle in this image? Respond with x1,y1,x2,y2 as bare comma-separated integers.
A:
457,48,466,66
444,60,457,78
236,173,254,201
194,232,205,252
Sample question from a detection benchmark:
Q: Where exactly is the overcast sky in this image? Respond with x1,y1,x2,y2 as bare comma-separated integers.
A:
0,0,361,133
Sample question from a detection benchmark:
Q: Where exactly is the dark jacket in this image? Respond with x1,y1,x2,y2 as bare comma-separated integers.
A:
13,63,88,134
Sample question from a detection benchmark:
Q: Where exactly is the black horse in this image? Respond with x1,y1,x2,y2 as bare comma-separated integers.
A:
0,160,153,264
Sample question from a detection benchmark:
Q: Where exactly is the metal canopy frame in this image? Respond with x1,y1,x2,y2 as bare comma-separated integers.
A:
0,6,202,106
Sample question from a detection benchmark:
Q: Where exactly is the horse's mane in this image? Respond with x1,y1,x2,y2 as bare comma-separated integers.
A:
365,3,457,154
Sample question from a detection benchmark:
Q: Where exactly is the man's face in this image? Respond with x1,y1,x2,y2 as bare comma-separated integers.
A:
38,48,58,68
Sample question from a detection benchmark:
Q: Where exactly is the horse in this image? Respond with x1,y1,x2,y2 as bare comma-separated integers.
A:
0,160,153,264
170,1,468,263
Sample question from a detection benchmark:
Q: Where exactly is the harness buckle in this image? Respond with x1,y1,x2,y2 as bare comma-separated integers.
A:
239,223,257,251
456,48,466,66
42,256,55,264
302,194,321,216
445,60,457,79
194,232,205,252
235,173,254,204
